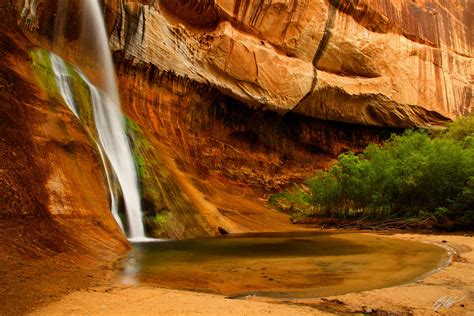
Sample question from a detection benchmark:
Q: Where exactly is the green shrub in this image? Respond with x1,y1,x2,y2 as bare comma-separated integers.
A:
271,116,474,229
443,114,474,145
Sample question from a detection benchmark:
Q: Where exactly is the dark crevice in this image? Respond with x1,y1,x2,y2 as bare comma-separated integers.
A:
311,1,338,66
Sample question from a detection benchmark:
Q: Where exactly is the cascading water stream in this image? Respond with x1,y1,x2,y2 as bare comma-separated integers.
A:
50,54,80,118
81,0,121,107
49,54,123,232
82,74,145,239
51,0,146,240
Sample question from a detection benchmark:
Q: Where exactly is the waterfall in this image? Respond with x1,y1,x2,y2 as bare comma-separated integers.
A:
50,54,80,118
83,74,145,239
81,0,121,106
51,0,146,240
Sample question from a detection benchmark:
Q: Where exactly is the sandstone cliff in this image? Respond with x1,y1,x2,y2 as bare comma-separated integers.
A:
14,0,473,127
2,0,473,238
0,11,127,248
0,2,472,312
108,0,472,234
0,16,129,314
106,0,472,127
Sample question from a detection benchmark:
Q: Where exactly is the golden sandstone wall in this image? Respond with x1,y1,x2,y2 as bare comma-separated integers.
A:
2,0,472,237
106,0,472,127
14,0,472,126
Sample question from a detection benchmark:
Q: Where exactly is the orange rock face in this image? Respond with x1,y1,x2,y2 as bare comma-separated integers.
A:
0,2,471,311
102,0,472,127
0,20,124,233
13,0,473,126
104,0,471,233
3,0,473,237
0,17,129,314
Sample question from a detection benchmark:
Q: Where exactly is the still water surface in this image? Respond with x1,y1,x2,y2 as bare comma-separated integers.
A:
119,232,446,299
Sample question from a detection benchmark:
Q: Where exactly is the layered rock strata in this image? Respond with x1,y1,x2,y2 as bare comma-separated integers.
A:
6,0,472,237
106,0,472,127
116,57,399,235
13,0,472,126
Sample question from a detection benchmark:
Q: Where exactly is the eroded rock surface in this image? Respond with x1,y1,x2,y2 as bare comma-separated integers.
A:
6,0,472,237
106,0,472,127
0,18,129,314
0,2,471,312
12,0,473,127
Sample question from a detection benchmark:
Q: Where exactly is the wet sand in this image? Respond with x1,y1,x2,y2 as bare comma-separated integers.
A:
30,233,473,315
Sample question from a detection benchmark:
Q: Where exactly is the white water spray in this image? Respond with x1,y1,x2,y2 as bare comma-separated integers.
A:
51,0,146,239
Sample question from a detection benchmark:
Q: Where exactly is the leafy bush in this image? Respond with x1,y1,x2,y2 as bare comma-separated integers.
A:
272,116,474,230
443,114,474,146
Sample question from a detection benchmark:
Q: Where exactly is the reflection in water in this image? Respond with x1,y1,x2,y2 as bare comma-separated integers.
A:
119,232,447,299
121,252,141,286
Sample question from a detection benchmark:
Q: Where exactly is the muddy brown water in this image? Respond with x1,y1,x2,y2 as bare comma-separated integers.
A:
118,232,447,299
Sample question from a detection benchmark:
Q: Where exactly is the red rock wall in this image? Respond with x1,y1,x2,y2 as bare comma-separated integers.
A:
12,0,473,126
0,9,128,266
2,0,472,235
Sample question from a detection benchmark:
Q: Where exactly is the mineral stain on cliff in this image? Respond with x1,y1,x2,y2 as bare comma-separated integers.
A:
126,118,214,238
